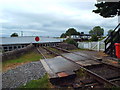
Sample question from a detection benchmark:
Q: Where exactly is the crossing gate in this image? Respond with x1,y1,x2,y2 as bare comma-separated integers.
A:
77,41,105,51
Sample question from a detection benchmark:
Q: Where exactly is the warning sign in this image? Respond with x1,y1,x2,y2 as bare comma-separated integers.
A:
35,36,40,42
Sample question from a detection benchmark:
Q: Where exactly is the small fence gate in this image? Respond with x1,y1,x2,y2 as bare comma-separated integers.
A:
77,41,105,51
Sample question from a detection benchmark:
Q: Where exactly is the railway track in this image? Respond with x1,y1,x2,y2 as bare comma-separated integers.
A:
37,47,120,88
52,46,120,70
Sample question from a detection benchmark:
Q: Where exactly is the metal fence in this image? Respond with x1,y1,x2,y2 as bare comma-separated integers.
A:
77,41,105,51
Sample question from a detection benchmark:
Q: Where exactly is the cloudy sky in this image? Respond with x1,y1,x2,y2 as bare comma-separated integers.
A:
0,0,119,37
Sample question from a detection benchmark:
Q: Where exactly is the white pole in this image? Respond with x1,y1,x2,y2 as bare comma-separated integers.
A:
97,41,100,51
89,42,91,50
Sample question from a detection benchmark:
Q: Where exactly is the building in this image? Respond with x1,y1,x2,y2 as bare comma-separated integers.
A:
0,36,63,52
67,33,91,42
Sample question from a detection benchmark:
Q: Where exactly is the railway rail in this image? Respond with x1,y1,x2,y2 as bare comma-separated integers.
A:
51,46,120,83
37,47,120,88
52,46,120,70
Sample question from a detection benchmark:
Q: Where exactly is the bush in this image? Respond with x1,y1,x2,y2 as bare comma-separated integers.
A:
65,38,77,46
90,35,98,41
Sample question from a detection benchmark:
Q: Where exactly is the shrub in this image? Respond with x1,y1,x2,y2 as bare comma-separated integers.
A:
90,35,98,41
65,38,77,46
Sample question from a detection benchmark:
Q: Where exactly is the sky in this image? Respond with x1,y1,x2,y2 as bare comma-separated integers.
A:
0,0,119,37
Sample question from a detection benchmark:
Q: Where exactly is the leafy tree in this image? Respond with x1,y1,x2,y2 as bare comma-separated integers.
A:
11,33,18,37
77,32,81,35
60,33,66,38
60,28,80,38
90,35,98,41
65,38,77,46
89,26,104,37
107,29,113,36
66,28,79,36
93,2,120,18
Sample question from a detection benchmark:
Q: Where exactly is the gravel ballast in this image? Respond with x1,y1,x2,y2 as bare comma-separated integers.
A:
2,61,46,88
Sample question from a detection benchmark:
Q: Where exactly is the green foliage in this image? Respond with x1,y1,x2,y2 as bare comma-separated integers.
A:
3,52,42,69
20,74,51,88
60,28,80,38
48,47,63,53
60,33,66,38
66,28,79,36
107,29,113,36
10,33,18,37
111,87,120,90
90,35,98,41
89,26,104,37
98,36,106,41
93,2,120,18
65,38,77,46
69,48,86,52
76,68,86,78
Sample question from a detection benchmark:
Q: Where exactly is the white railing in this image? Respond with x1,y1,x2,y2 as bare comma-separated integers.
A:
77,41,105,51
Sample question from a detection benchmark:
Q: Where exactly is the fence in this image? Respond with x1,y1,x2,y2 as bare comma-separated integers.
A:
77,41,105,51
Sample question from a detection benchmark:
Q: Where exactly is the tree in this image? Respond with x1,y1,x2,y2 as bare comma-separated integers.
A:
60,28,80,38
60,33,66,38
93,2,120,18
65,38,77,46
90,35,98,41
66,28,79,36
107,29,113,36
11,33,18,37
89,26,104,37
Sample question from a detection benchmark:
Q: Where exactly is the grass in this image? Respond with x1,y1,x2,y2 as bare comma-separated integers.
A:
48,47,89,52
2,51,42,71
69,48,90,52
3,52,42,65
98,37,106,41
48,47,91,53
76,68,86,78
20,74,51,88
48,47,63,53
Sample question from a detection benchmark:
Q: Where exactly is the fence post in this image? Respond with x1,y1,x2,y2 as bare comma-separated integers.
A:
89,42,91,50
97,41,100,51
77,42,79,48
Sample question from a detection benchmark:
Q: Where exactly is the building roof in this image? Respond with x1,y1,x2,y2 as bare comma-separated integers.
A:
0,36,63,45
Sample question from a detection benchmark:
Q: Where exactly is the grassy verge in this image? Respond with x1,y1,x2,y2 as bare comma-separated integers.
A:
76,68,86,78
48,47,63,53
69,48,90,52
2,51,42,71
48,47,88,53
20,74,52,88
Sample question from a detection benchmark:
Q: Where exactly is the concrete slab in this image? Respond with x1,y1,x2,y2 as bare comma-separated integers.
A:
44,56,80,73
41,59,58,78
74,52,93,59
74,51,99,59
76,60,100,66
62,53,88,62
41,52,101,78
62,52,100,66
